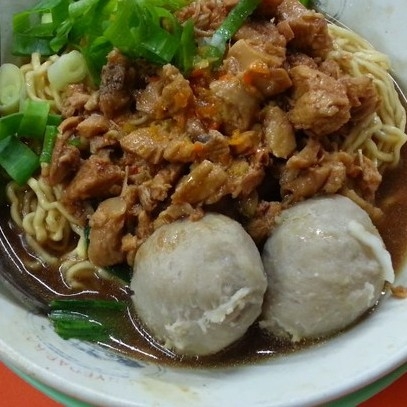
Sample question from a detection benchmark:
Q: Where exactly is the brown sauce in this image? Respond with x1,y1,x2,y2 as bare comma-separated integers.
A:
376,143,407,271
1,144,407,368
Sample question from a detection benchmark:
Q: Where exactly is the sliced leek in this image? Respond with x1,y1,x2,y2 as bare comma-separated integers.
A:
47,50,88,91
0,63,26,115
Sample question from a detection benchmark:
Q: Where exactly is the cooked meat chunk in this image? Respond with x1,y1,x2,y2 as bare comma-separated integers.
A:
64,155,124,202
319,59,342,79
195,130,231,164
175,0,236,36
262,104,296,158
234,21,287,68
163,139,199,163
280,138,341,202
288,64,351,136
341,75,380,123
99,49,136,118
138,164,183,211
47,117,82,185
61,84,93,117
172,160,228,205
76,114,111,138
120,127,168,165
228,129,261,156
48,142,80,186
228,146,269,197
162,132,230,164
244,200,282,244
153,203,204,230
210,74,261,132
227,157,266,198
136,64,193,119
88,130,121,154
247,66,292,98
228,40,278,73
348,152,382,202
276,0,333,57
255,0,284,18
280,138,382,206
88,197,127,267
287,52,318,70
225,21,291,97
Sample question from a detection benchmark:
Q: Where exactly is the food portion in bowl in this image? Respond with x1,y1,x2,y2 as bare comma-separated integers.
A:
261,194,394,342
0,0,406,364
132,212,267,356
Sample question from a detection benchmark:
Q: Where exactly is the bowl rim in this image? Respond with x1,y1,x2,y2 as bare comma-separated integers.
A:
2,1,407,406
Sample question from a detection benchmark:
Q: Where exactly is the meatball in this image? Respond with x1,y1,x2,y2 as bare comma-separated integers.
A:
260,195,394,342
131,213,267,356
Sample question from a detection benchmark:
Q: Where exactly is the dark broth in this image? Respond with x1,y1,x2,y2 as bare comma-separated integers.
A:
1,142,407,368
376,143,407,271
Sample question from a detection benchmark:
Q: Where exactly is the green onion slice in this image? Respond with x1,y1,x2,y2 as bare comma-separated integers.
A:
204,0,261,62
40,125,58,163
48,299,127,342
0,135,40,185
11,0,197,79
18,99,51,139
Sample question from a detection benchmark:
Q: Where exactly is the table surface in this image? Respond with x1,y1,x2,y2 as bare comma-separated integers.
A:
1,362,407,406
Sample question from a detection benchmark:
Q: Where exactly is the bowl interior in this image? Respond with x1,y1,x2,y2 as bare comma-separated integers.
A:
1,1,407,406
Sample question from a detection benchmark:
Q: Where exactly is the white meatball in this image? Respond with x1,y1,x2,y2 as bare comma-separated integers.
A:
131,213,267,356
260,195,394,342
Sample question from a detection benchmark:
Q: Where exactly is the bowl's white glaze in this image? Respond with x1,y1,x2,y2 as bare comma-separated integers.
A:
1,1,407,406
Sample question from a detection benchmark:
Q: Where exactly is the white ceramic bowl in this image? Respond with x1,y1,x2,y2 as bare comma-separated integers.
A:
1,1,407,406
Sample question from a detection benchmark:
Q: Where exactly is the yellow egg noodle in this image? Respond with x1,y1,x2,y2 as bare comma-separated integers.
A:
7,22,407,288
19,52,63,112
7,177,123,287
18,50,88,113
7,176,99,284
327,24,407,170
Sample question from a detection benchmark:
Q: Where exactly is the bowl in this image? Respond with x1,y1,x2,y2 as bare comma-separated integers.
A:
1,0,407,406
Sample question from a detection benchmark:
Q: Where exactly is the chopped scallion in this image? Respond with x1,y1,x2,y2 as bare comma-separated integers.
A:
12,0,69,55
0,135,40,185
299,0,311,7
12,0,197,79
18,99,51,138
47,113,63,126
49,310,109,341
48,299,127,342
203,0,261,63
174,19,196,76
0,100,61,183
0,113,23,140
40,125,58,163
0,63,26,115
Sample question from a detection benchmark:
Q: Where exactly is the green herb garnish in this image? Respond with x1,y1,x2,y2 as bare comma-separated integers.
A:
201,0,261,64
12,0,195,80
48,299,127,341
0,100,62,185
